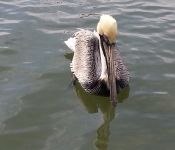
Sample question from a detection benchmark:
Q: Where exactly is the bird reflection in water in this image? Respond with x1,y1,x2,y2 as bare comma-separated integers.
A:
74,81,129,150
65,52,129,150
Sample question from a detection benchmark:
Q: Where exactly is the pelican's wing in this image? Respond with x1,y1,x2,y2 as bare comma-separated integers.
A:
71,30,101,88
114,48,129,88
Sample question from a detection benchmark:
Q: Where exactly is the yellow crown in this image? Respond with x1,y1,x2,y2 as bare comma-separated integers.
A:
97,15,118,44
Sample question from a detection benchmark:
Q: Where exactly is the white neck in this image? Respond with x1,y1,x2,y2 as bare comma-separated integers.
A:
94,31,108,84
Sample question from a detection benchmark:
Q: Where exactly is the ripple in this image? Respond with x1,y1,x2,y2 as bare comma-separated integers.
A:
0,66,12,72
0,47,17,55
162,49,175,55
164,73,175,79
153,91,168,95
0,32,10,36
156,54,175,64
22,61,33,64
0,19,22,24
37,28,64,34
1,126,39,135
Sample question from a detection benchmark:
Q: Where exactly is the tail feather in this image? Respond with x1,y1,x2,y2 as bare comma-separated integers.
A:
64,37,76,52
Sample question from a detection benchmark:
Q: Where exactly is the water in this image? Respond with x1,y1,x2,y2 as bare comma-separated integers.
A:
0,0,175,149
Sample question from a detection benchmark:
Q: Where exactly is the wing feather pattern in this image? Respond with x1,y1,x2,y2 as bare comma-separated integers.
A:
71,30,102,92
114,48,129,88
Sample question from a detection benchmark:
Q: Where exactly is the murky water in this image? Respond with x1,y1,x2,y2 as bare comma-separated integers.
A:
0,0,175,149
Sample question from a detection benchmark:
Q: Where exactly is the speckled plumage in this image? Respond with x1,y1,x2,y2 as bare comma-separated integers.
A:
67,29,129,95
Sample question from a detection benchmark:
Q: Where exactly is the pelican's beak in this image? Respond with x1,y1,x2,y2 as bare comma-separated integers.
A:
104,44,117,106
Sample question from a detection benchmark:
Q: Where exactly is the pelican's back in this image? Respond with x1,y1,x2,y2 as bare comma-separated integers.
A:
71,30,102,93
114,49,129,88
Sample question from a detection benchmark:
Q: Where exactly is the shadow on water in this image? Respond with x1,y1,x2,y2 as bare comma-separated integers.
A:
65,52,130,150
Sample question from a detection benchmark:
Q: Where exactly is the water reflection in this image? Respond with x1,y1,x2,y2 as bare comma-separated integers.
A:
74,82,129,150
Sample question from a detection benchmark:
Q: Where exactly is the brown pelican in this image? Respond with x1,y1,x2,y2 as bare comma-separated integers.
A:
65,15,129,106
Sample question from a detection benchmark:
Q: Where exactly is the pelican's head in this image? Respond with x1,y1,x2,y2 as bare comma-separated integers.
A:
97,15,118,106
97,14,118,44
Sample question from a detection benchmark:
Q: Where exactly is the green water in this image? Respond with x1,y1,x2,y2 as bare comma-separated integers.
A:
0,0,175,150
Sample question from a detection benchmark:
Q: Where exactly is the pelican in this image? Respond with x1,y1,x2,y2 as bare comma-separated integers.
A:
65,15,129,106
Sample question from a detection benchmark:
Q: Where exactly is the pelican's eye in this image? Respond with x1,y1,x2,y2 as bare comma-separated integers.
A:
101,34,110,46
101,35,115,46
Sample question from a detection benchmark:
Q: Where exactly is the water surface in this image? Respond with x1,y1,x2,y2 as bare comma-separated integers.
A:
0,0,175,150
